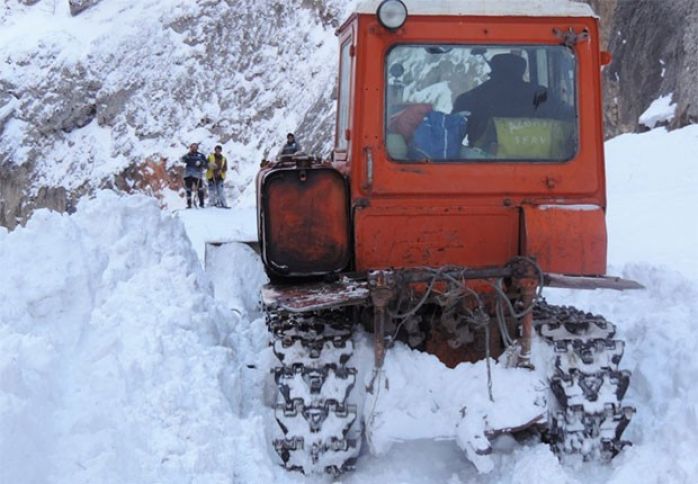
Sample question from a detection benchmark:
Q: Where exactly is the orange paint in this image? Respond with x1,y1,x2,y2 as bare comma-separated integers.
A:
522,205,607,275
258,8,609,280
261,168,350,277
333,12,607,277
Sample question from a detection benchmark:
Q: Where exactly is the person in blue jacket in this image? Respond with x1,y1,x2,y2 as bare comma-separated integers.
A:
180,143,207,208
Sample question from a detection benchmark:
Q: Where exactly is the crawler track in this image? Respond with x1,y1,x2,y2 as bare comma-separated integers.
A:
267,309,361,475
534,302,635,460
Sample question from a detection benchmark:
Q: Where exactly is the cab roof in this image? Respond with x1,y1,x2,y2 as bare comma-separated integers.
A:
355,0,597,18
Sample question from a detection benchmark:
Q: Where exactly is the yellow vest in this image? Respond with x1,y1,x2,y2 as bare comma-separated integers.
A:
206,154,227,180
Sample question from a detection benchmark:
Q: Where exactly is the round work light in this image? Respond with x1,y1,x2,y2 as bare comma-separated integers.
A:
377,0,408,31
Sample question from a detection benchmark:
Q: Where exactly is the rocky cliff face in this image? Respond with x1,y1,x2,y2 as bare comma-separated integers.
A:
0,0,696,229
0,0,350,228
594,0,698,136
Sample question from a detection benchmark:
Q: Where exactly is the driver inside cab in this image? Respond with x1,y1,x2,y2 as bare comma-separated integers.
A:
452,53,572,158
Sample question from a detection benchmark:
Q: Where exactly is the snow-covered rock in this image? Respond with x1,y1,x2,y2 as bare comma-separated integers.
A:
601,0,698,136
69,0,103,16
0,0,358,228
638,94,677,129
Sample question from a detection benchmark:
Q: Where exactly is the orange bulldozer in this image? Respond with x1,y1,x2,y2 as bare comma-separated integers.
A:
257,0,639,475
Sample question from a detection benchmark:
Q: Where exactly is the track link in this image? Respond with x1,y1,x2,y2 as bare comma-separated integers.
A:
268,309,361,475
535,302,635,460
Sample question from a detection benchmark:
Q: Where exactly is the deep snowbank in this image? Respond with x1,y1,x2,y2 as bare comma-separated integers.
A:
605,125,698,278
0,193,273,484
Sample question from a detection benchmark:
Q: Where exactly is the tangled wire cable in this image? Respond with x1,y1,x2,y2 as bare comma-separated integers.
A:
381,258,545,402
488,257,545,350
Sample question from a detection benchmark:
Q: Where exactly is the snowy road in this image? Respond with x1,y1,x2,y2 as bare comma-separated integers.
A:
185,126,698,484
1,126,697,483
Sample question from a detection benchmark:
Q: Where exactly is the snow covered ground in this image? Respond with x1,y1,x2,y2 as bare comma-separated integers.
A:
1,125,697,483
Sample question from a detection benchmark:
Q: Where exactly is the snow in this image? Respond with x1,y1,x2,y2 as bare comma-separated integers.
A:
360,341,544,473
605,125,698,276
0,192,263,483
0,98,17,123
0,0,356,201
638,94,677,129
175,207,257,262
2,124,698,483
356,0,596,18
204,241,268,318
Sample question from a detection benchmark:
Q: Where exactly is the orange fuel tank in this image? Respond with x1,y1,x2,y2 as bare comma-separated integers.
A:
259,166,350,278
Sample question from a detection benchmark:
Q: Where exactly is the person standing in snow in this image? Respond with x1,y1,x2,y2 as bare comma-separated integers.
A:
180,143,207,208
206,145,228,208
279,132,302,160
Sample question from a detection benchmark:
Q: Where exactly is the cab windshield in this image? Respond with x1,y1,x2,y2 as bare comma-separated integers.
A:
385,45,577,162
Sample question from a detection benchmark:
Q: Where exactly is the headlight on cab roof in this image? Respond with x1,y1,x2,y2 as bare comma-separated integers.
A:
377,0,408,30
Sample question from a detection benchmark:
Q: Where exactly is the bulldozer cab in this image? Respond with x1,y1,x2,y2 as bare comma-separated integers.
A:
334,0,610,276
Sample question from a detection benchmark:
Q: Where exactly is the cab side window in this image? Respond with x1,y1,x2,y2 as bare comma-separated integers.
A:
336,40,352,152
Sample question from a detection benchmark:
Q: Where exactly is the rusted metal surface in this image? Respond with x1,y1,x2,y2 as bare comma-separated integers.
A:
261,278,369,313
368,271,396,371
522,205,607,276
544,273,645,290
425,323,505,368
517,277,537,368
354,205,519,271
484,413,546,439
261,265,641,314
400,267,513,282
261,167,350,276
261,260,639,372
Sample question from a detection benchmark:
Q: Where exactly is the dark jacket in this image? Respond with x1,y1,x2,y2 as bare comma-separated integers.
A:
180,151,207,179
280,140,302,157
453,77,569,147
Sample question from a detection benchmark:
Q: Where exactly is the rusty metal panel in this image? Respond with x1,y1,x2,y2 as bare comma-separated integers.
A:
262,168,350,276
544,273,644,291
522,205,607,276
354,206,519,270
261,278,369,313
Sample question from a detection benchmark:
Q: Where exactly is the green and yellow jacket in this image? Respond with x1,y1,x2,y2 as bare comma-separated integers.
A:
206,154,227,181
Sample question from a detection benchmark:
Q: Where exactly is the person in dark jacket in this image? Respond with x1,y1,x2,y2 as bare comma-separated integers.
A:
452,53,569,151
180,143,207,208
279,133,302,159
